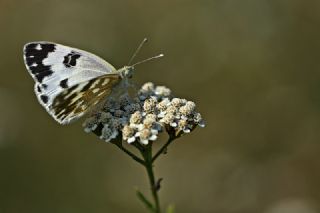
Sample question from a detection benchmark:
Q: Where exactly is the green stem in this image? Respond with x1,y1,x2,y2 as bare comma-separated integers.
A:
152,136,175,163
112,141,145,166
141,145,161,213
113,140,163,212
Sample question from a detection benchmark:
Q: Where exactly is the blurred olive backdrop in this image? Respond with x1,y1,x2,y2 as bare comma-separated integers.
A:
1,0,320,213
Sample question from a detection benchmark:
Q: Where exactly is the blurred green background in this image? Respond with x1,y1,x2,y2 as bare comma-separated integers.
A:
1,0,320,212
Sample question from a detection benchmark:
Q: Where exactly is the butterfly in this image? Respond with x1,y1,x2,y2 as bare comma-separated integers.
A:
23,39,163,125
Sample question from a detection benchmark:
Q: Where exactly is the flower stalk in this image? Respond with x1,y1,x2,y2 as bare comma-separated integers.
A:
141,144,161,213
111,139,145,166
152,135,175,163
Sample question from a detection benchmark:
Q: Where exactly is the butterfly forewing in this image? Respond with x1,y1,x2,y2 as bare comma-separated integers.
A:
23,41,122,124
23,42,116,84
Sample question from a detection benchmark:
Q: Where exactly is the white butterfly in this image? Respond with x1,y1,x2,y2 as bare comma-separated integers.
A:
23,39,163,125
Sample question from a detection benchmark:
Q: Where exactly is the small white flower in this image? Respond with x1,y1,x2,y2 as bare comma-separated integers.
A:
155,86,171,97
157,111,166,118
82,117,98,133
127,136,136,144
149,134,158,141
198,120,206,127
170,122,177,127
100,124,118,142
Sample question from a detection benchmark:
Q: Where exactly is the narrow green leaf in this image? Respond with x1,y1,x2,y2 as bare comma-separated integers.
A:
136,189,155,212
166,204,175,213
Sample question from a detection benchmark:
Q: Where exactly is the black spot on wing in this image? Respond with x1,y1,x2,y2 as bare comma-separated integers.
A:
69,54,81,66
63,51,81,68
25,43,55,62
24,43,56,83
35,69,53,83
40,95,48,104
37,85,42,93
60,79,68,88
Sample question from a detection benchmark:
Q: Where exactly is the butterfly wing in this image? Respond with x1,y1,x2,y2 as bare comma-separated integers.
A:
23,41,120,124
51,74,121,124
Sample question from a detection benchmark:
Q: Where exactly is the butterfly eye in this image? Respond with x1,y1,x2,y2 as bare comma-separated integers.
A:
127,72,133,79
124,67,133,79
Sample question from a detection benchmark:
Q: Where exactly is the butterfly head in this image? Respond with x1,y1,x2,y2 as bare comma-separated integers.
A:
120,66,134,79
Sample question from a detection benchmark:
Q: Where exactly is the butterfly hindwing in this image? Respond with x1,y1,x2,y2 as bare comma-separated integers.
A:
51,74,121,124
23,41,121,124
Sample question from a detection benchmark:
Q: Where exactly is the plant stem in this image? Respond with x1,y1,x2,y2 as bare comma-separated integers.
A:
152,136,175,162
114,140,164,212
112,141,145,166
141,145,161,213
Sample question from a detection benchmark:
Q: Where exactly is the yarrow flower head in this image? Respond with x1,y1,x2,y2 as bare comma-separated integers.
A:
83,82,205,145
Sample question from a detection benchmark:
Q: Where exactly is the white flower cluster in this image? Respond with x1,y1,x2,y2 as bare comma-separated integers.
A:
83,82,205,145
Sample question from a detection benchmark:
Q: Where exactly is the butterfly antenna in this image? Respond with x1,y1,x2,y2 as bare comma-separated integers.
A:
131,54,164,67
128,38,148,65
